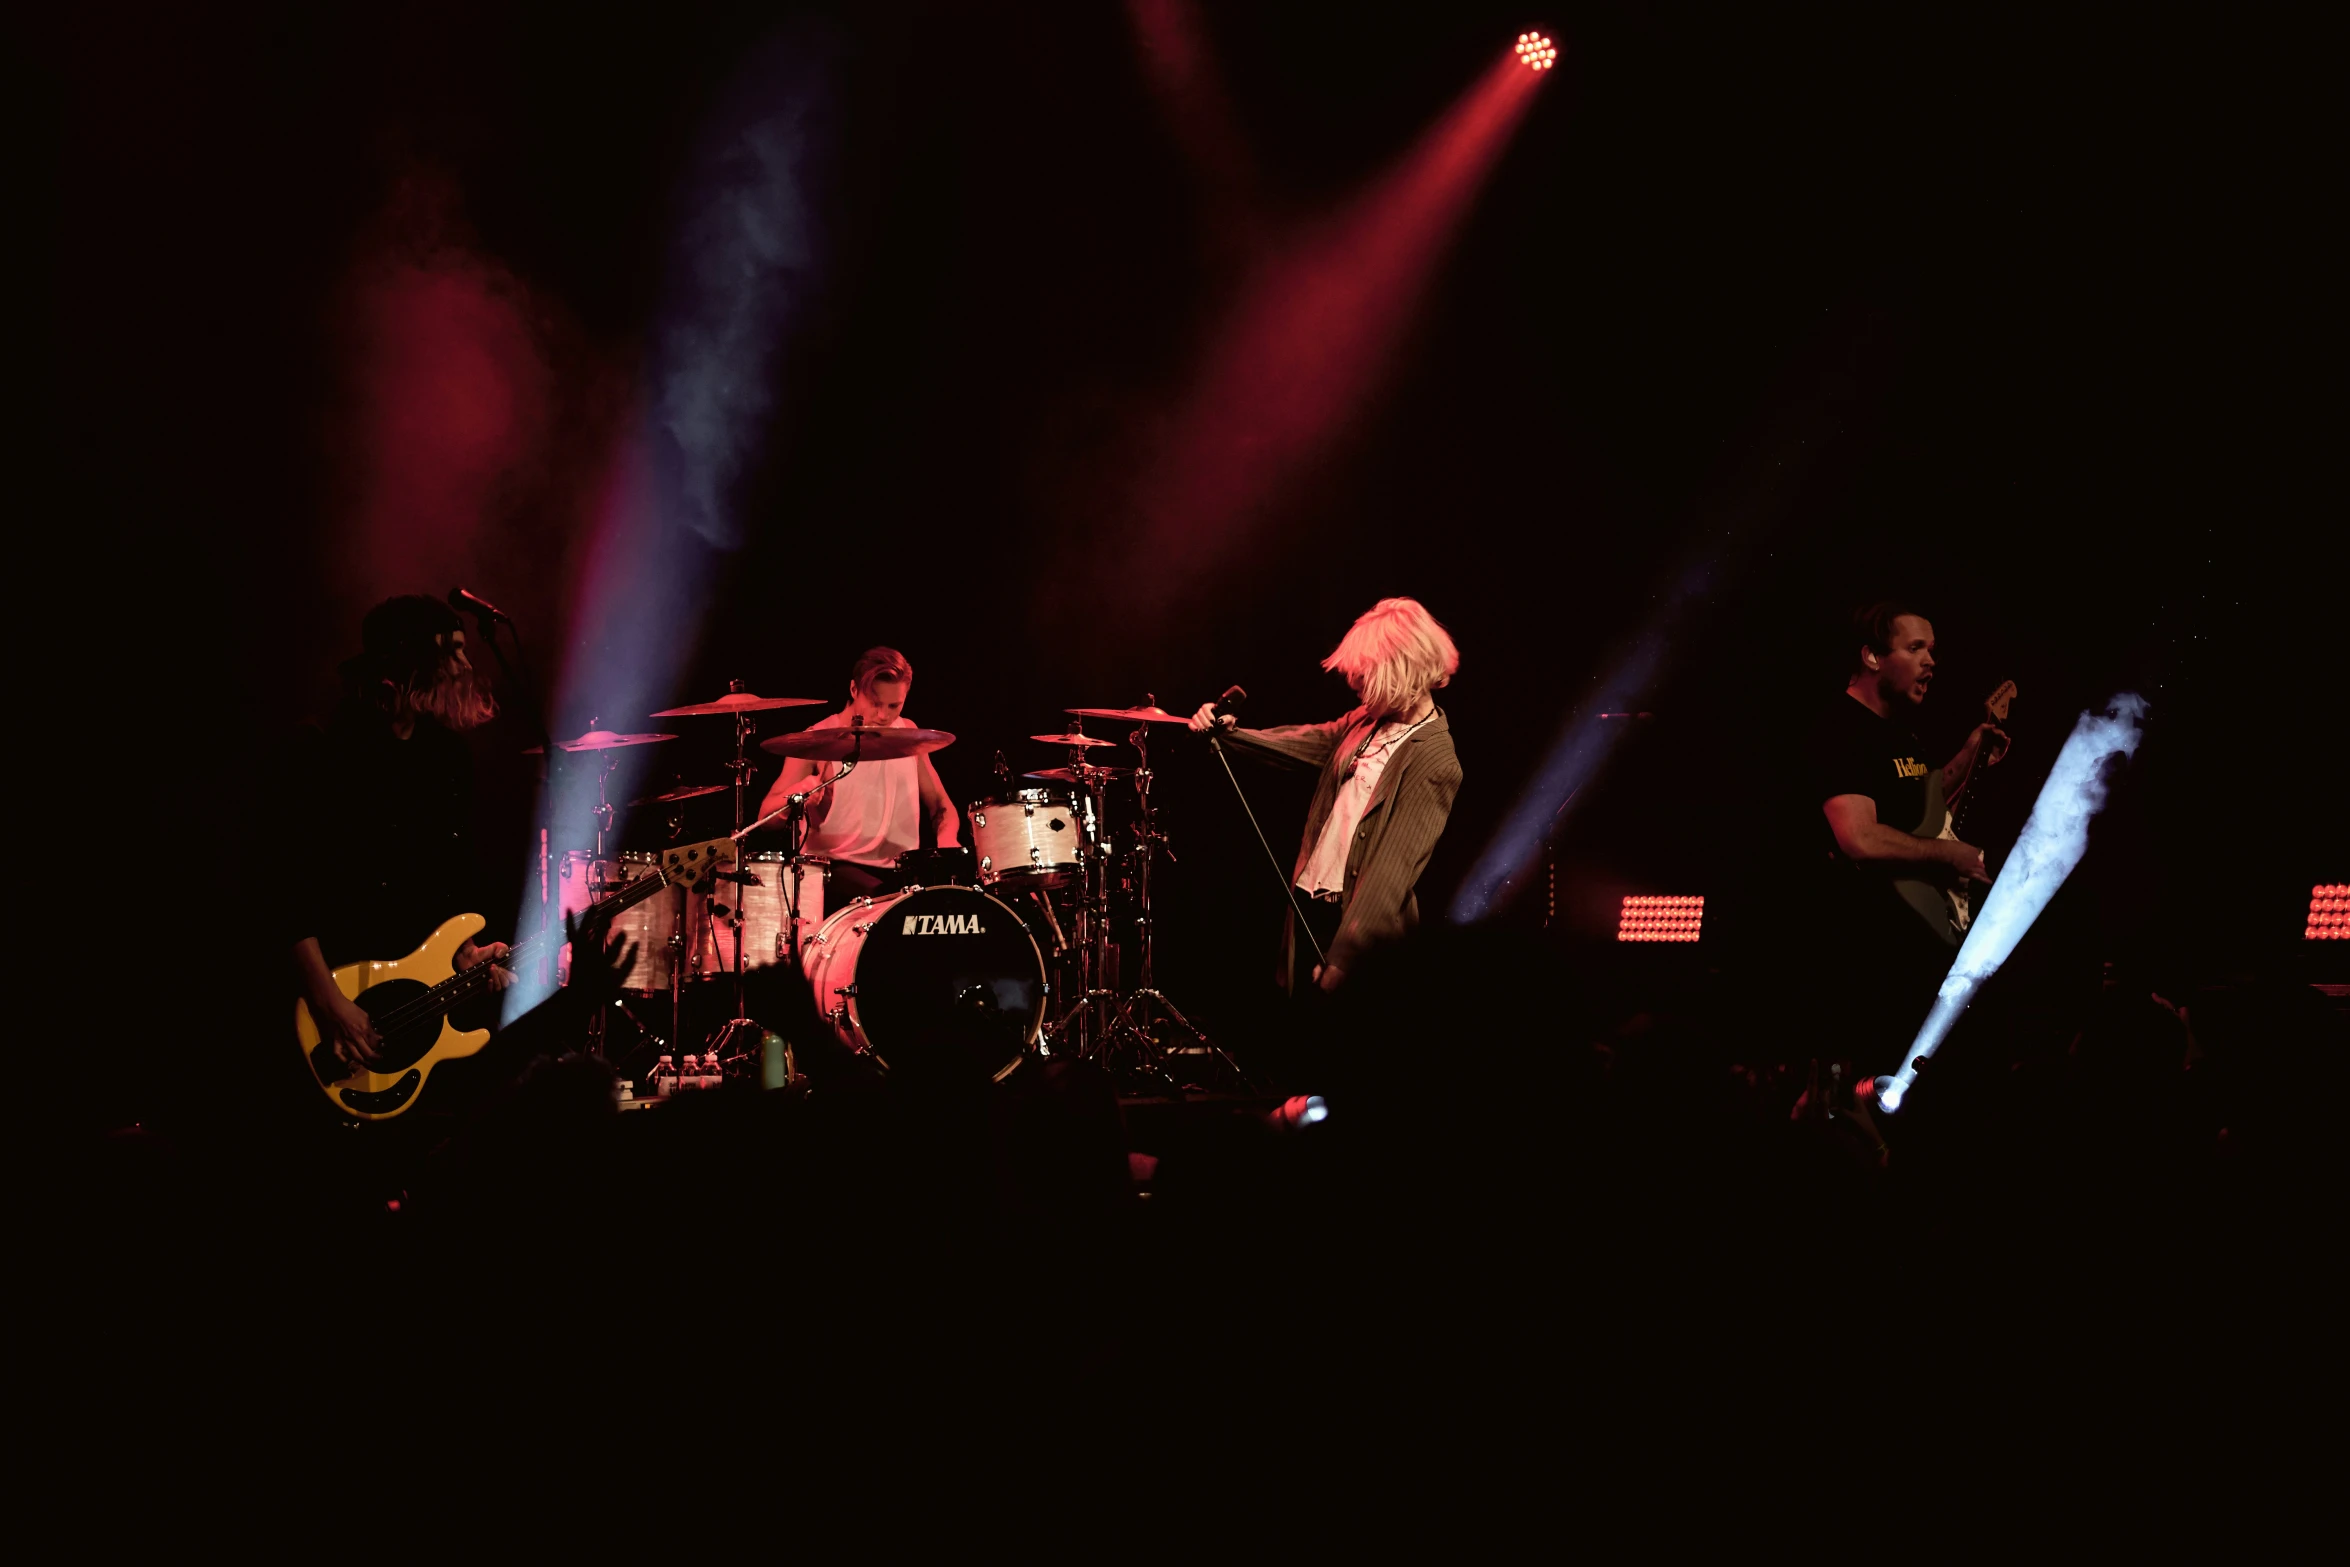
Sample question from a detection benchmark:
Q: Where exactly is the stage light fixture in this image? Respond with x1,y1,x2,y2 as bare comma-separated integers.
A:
1515,32,1557,71
2310,884,2350,940
1617,894,1704,943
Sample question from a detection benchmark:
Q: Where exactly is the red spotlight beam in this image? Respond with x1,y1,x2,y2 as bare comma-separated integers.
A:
1126,0,1261,238
1115,45,1552,618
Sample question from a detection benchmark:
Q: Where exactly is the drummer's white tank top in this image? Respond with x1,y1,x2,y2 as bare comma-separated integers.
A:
801,712,921,868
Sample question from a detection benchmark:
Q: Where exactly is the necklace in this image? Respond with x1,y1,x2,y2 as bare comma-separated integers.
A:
1341,709,1435,783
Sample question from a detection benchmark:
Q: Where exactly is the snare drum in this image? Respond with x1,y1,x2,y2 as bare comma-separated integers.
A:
802,884,1045,1080
966,788,1095,888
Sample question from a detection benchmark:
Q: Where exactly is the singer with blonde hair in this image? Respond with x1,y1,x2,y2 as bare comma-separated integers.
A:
1190,596,1463,992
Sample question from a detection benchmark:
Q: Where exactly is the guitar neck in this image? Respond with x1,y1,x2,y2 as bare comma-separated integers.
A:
1952,681,2017,836
409,864,677,1022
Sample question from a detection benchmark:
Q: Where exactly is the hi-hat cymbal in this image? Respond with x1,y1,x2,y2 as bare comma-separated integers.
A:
526,729,676,755
1025,767,1131,785
1066,704,1188,724
650,690,825,718
1030,732,1118,748
760,726,955,762
630,783,726,807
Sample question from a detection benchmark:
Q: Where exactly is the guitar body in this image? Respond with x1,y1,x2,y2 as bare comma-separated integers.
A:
295,914,494,1121
1889,770,1963,948
1886,681,2014,949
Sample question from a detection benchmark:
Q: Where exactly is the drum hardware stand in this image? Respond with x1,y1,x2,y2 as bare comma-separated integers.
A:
733,737,866,1069
578,738,627,1061
704,679,766,1069
1034,723,1119,1056
741,752,859,974
453,589,556,987
1096,702,1259,1094
705,680,842,1074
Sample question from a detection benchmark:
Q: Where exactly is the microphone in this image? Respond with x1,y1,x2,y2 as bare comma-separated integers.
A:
448,587,511,625
1208,684,1247,725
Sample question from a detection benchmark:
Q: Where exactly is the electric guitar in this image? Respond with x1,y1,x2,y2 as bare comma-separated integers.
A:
295,836,739,1121
1889,680,2016,946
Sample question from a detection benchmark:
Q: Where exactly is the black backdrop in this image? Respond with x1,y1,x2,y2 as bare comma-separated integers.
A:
54,3,2333,1121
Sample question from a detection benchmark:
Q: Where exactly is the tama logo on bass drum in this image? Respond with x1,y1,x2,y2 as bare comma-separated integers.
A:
904,913,986,935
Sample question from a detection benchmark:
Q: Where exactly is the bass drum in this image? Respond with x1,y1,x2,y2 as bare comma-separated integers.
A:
802,885,1046,1082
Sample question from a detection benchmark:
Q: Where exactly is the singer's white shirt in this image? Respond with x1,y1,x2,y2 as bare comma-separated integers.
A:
1297,718,1417,900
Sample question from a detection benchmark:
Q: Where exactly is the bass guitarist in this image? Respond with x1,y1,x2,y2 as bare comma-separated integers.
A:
1805,600,2010,1074
286,594,516,1082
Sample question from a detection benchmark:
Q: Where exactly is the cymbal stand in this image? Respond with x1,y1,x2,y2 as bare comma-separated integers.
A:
706,679,764,1069
1097,710,1257,1093
739,751,860,974
1055,733,1121,1056
589,742,622,863
574,747,624,1059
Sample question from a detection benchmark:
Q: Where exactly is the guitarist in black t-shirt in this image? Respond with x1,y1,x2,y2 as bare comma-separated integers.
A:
1800,601,2010,1072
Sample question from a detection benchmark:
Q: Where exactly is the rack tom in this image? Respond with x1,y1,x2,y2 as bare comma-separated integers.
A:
966,787,1095,888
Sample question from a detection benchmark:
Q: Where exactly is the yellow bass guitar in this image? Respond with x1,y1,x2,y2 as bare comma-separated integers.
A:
295,837,738,1120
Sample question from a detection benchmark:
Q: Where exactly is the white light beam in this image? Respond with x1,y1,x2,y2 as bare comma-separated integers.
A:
1875,693,2150,1112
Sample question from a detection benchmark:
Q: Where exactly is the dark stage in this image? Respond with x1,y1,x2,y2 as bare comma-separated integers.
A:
48,2,2338,1443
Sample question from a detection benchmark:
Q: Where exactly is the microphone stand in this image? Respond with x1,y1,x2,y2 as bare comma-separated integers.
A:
1203,723,1328,970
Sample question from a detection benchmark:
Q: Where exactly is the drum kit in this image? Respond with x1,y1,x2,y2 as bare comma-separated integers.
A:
537,683,1252,1093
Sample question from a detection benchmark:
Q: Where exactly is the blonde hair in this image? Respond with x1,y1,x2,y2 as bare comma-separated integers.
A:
1322,597,1459,718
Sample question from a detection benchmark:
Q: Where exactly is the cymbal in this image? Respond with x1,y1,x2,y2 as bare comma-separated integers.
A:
1025,767,1131,785
649,691,825,718
630,783,726,807
1030,732,1118,748
1065,705,1188,724
760,726,955,762
525,730,676,755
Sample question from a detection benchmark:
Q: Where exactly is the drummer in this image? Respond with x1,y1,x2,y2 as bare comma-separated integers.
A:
760,646,961,902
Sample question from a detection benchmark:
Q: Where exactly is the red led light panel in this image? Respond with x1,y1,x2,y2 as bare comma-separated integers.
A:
2310,883,2349,940
1515,33,1557,71
1618,894,1704,943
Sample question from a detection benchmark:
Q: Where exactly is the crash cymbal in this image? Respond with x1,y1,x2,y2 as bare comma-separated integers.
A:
760,726,955,762
525,729,676,755
1065,705,1187,724
649,690,825,718
1024,767,1131,785
1030,732,1118,748
629,783,727,807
